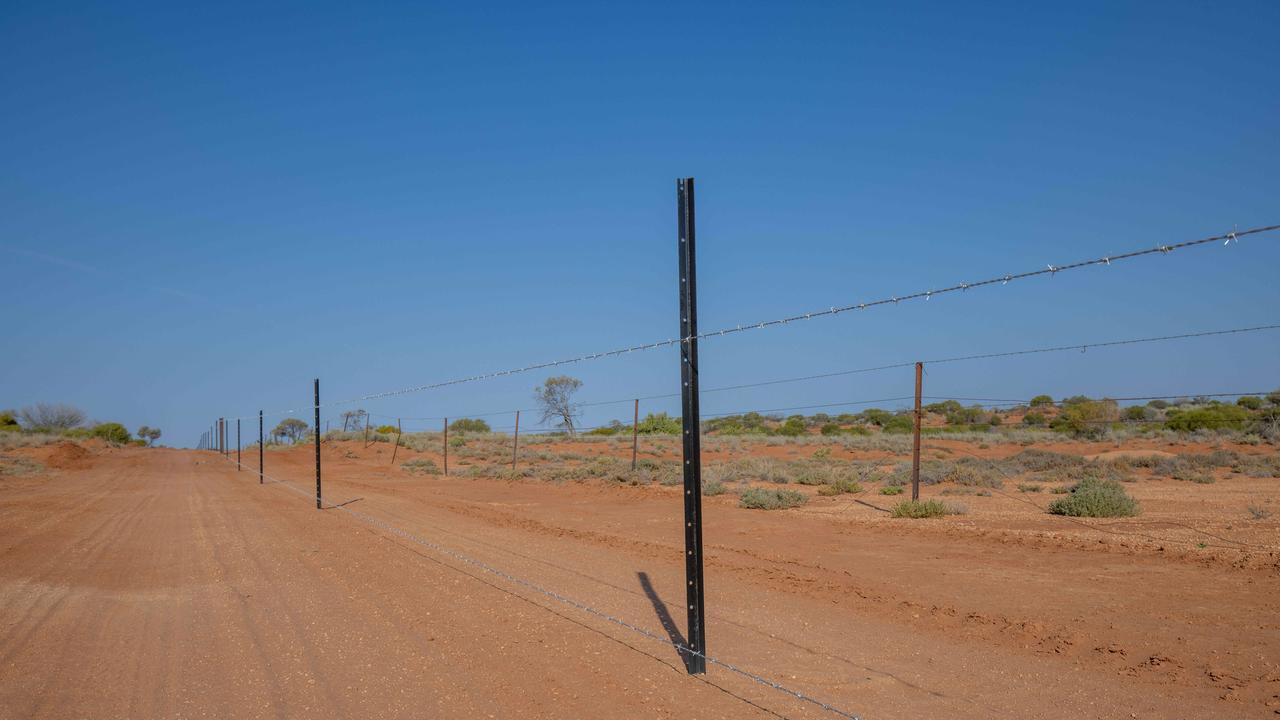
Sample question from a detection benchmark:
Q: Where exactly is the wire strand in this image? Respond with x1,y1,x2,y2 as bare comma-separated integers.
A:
239,226,1279,420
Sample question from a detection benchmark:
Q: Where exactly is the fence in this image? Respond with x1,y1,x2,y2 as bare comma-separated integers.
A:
201,179,1278,719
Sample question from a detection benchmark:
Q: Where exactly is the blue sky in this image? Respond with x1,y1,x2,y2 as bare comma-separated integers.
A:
3,1,1277,446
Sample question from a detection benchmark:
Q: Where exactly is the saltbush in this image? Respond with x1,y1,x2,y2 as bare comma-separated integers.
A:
890,499,961,518
739,487,807,510
1047,477,1139,517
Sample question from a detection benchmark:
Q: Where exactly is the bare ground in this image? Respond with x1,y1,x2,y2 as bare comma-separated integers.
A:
1,441,1278,718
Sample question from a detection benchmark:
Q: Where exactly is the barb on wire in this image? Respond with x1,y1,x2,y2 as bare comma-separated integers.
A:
360,324,1280,427
217,454,862,720
238,226,1278,420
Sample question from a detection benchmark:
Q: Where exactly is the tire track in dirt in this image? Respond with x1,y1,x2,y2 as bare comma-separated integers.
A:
0,475,156,671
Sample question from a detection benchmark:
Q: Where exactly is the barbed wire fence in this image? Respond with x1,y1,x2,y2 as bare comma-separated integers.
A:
201,181,1279,720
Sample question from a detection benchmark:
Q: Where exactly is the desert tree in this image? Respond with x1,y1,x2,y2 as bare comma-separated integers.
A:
18,403,86,432
340,409,367,432
534,375,582,436
273,418,310,444
137,426,162,446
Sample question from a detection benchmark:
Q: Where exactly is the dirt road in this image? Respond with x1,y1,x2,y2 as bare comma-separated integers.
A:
1,445,1277,718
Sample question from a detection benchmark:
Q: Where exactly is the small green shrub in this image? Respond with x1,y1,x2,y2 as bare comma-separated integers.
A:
1047,478,1139,517
794,467,829,486
637,412,681,434
375,424,399,434
701,479,727,496
1164,404,1250,432
739,487,807,510
891,499,960,518
880,485,904,495
91,422,131,445
1017,483,1043,493
1022,412,1046,427
449,418,491,434
1029,395,1054,407
402,458,441,475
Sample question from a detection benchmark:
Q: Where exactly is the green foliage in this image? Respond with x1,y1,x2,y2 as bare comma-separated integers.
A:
91,422,131,445
136,425,162,446
776,415,807,437
1022,412,1046,427
1029,395,1054,408
375,424,399,434
449,418,491,434
0,410,18,428
1146,399,1169,409
1236,396,1263,410
1268,389,1280,406
881,415,915,434
817,473,863,496
738,487,807,510
880,485,904,495
923,399,963,415
1047,477,1139,517
1123,405,1148,421
401,458,441,475
701,479,727,496
1163,404,1250,432
890,499,960,518
1052,399,1119,438
819,423,844,436
637,412,681,435
944,404,985,426
272,418,310,443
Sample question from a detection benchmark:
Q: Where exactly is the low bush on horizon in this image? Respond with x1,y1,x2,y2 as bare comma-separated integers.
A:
739,487,807,510
449,418,491,434
1047,477,1139,517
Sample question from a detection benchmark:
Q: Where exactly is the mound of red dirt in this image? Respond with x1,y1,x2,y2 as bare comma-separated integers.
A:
43,441,93,470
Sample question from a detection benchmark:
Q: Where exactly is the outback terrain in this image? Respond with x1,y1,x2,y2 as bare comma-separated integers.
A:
1,433,1278,719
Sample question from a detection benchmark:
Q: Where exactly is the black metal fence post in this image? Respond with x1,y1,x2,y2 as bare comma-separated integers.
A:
314,378,322,509
676,177,706,675
236,418,241,470
443,418,449,476
912,362,923,501
258,410,264,484
632,398,639,470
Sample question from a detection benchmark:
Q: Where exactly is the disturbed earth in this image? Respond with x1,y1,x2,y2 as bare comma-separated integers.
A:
1,437,1278,719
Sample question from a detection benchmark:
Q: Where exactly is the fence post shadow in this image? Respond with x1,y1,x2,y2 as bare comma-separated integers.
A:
637,571,693,672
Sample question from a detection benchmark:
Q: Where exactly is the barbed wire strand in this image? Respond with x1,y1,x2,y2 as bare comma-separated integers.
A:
237,226,1279,421
357,323,1280,425
216,453,864,720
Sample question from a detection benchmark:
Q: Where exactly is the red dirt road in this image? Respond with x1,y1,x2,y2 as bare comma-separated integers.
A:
2,445,1278,718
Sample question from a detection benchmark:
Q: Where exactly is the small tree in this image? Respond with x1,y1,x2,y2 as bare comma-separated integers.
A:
273,418,310,444
534,375,582,436
1053,399,1119,438
136,426,162,446
1029,395,1054,408
340,409,367,432
19,403,86,432
1236,396,1263,410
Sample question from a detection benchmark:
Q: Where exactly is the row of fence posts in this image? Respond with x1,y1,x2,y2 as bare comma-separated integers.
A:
203,178,936,680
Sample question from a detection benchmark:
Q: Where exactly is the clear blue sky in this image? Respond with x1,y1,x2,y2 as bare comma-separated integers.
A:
3,1,1278,446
